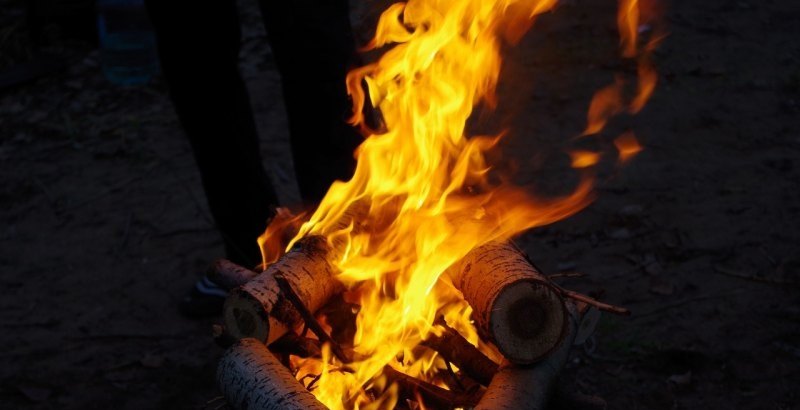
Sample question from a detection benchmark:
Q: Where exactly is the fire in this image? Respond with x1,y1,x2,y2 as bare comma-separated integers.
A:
583,0,662,137
259,0,659,408
614,131,643,163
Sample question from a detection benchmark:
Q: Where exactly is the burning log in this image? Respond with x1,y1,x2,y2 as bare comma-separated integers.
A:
217,338,328,410
223,236,343,344
269,331,322,359
383,366,482,409
421,320,498,386
222,200,367,345
447,241,567,364
273,273,350,362
474,302,579,410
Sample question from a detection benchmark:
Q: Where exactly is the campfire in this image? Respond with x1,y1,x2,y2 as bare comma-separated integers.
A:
212,0,660,408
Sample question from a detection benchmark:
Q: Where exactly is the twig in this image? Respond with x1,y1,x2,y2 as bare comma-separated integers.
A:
273,274,350,363
306,373,323,391
444,360,466,391
713,264,799,286
306,368,354,391
548,272,586,279
556,287,630,316
422,318,498,386
206,396,224,404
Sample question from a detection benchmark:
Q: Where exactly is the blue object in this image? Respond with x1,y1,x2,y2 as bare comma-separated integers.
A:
97,0,158,86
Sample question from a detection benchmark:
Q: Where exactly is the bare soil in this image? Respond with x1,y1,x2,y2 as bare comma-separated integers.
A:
1,0,798,409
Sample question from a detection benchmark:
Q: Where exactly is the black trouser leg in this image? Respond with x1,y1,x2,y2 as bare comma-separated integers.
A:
146,0,278,267
259,0,362,203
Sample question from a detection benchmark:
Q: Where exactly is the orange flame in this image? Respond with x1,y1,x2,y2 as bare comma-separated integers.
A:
582,75,625,136
258,0,659,408
257,207,306,269
569,150,602,169
618,0,640,58
582,0,662,136
614,131,643,163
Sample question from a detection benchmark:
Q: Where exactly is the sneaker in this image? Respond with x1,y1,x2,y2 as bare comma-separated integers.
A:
178,276,228,318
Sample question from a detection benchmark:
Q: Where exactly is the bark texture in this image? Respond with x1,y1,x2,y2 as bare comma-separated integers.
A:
448,241,567,364
223,236,342,344
217,338,328,410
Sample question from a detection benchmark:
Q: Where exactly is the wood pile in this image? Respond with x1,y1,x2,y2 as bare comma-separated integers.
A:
211,239,624,409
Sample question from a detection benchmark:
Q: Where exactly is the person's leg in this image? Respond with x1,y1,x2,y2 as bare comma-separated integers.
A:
258,0,362,204
146,0,278,268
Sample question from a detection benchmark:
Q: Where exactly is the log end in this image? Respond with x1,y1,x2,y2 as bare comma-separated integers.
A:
223,289,271,343
490,279,567,364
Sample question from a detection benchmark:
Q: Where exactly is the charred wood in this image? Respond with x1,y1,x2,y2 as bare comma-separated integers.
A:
422,320,498,386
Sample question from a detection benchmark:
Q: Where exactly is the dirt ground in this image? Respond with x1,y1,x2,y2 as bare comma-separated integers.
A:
1,0,798,409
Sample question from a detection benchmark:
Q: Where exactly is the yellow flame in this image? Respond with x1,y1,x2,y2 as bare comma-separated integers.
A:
258,0,658,408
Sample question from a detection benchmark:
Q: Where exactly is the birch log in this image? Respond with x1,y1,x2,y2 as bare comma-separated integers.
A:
223,236,342,344
207,259,259,291
447,241,567,364
217,338,328,410
475,302,578,410
222,200,367,344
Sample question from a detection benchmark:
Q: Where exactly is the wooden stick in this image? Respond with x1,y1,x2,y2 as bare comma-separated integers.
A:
223,236,343,345
273,274,350,363
269,331,322,359
447,241,568,364
217,338,328,410
383,366,482,409
475,302,579,410
421,320,498,386
558,288,630,316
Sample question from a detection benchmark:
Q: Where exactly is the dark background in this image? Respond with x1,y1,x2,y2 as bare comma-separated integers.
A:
1,0,798,409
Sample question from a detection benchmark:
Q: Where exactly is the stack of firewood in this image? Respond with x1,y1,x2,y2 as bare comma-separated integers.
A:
210,237,623,410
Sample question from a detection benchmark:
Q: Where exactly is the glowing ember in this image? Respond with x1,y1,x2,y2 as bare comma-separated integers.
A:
258,0,659,408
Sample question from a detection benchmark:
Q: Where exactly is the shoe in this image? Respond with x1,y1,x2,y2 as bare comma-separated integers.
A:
178,277,228,318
